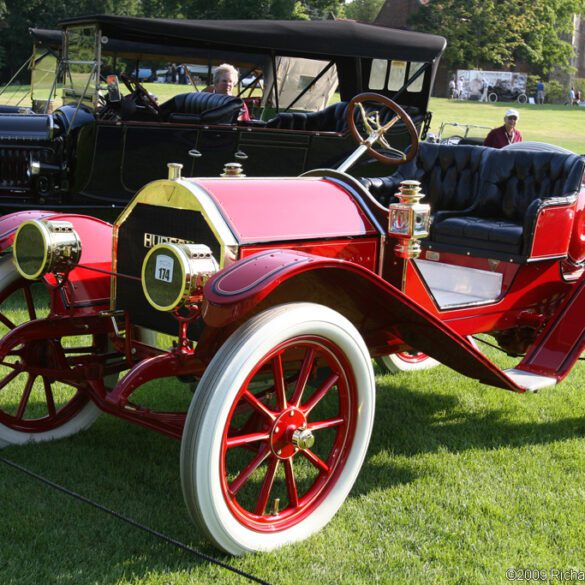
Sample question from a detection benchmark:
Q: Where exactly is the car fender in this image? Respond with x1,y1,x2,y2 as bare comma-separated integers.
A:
568,186,585,264
0,210,59,252
0,211,113,313
201,249,523,392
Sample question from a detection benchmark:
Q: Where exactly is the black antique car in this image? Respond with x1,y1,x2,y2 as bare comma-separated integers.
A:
487,82,527,104
0,15,445,216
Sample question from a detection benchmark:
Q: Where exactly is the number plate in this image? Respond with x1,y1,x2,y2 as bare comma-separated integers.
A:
155,254,174,283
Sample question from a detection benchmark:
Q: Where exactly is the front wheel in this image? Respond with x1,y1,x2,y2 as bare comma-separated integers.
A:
488,92,498,103
0,256,102,447
180,303,375,554
517,93,528,104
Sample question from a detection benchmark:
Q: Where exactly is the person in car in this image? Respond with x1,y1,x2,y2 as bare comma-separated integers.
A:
205,63,251,121
483,108,523,149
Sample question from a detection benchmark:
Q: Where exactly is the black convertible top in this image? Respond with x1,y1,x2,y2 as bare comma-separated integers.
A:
58,15,446,63
30,28,62,49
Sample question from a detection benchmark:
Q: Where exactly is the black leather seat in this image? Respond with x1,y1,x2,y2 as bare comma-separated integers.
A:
159,92,244,124
265,101,348,131
360,142,585,260
360,142,482,209
432,149,585,257
265,101,421,134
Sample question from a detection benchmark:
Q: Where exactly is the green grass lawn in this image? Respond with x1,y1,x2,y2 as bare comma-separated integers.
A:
1,321,584,584
428,97,585,153
1,84,585,584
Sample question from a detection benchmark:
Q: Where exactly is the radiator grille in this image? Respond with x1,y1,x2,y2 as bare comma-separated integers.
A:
0,145,55,190
115,203,221,335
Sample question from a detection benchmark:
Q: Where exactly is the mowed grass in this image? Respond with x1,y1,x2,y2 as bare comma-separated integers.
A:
0,290,585,584
1,86,585,583
428,97,585,154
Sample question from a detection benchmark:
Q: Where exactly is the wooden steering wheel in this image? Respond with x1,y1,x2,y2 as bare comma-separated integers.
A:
347,93,419,165
119,72,160,115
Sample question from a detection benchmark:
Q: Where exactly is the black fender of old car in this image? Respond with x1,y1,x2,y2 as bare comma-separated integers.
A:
200,248,523,392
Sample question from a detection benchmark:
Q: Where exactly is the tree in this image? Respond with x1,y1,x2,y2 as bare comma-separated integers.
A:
408,0,585,75
344,0,384,23
1,0,142,77
0,0,347,78
180,0,343,19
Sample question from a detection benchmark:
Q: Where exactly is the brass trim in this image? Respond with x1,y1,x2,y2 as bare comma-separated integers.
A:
141,244,188,312
14,221,49,280
111,178,238,310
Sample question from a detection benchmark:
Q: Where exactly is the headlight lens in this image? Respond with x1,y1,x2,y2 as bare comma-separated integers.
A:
141,243,218,312
14,219,81,280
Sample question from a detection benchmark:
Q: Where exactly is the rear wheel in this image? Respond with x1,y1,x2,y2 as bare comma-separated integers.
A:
180,303,375,554
517,93,528,104
376,351,438,373
488,92,498,103
0,256,103,447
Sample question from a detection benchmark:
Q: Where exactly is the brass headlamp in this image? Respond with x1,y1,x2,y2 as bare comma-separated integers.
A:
141,243,219,312
13,219,81,280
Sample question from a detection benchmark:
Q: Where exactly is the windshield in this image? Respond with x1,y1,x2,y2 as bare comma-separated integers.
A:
271,57,338,111
30,46,59,106
63,24,99,109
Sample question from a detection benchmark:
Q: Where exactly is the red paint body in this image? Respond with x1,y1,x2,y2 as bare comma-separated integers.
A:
198,178,378,243
2,167,585,439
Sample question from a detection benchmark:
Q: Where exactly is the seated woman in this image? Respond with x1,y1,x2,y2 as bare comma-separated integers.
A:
204,63,251,122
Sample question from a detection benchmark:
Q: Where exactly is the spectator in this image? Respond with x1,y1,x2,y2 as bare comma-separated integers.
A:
536,80,545,104
576,90,582,105
483,108,523,149
206,63,251,121
448,78,456,99
178,64,187,85
569,87,576,105
457,77,463,100
479,77,488,102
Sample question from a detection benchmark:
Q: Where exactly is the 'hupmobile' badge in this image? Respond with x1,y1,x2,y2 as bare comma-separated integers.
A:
143,233,193,248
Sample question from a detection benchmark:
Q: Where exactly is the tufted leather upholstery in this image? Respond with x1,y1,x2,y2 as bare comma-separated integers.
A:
266,102,347,131
361,142,482,208
432,148,585,257
361,143,585,259
158,92,244,124
265,101,421,134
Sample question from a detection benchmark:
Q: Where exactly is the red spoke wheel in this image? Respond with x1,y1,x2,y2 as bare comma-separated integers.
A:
376,336,478,374
376,351,438,374
181,303,375,554
0,256,102,447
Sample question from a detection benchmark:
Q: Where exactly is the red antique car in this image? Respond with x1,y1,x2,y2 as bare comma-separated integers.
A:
0,94,584,554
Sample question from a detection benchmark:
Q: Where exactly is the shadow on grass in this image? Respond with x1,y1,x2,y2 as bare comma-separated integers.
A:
0,419,249,585
2,367,585,584
372,382,585,456
352,367,585,496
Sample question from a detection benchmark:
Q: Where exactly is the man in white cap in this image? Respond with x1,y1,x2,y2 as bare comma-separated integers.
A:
483,108,523,148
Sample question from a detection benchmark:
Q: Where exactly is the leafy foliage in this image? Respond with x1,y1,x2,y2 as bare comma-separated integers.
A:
409,0,585,75
344,0,384,22
0,0,345,75
545,79,569,103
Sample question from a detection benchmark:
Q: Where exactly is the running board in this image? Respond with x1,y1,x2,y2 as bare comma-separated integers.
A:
503,368,557,392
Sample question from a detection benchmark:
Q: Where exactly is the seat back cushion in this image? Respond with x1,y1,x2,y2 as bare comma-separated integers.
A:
266,101,421,135
477,150,585,221
361,142,483,211
159,92,243,124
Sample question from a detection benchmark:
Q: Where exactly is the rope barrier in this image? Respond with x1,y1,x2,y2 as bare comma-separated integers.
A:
0,454,273,585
